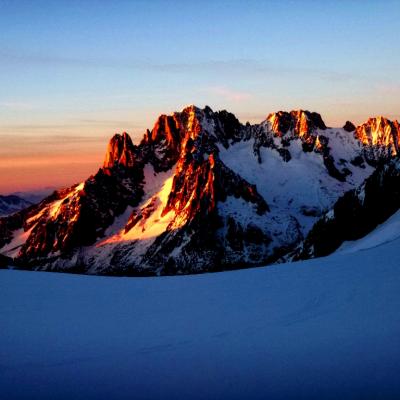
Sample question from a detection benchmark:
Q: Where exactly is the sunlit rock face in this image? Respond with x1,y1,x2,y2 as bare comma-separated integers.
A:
138,105,244,172
266,110,326,151
267,110,326,137
103,132,137,169
355,117,400,164
18,173,143,263
256,110,329,159
1,105,400,275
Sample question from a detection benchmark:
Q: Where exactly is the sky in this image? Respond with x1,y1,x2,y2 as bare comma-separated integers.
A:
0,0,399,193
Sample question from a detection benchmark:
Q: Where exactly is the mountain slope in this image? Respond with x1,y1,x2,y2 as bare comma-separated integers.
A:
295,159,400,259
0,105,399,274
1,227,400,399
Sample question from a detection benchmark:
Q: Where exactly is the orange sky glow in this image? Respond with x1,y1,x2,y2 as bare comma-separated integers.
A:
0,135,107,193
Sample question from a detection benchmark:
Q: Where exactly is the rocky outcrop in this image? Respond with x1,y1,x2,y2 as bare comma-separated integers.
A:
0,253,13,268
137,105,244,172
343,121,356,132
18,172,143,262
0,210,26,249
140,114,183,171
103,132,137,169
355,117,400,164
251,110,326,163
267,110,326,138
162,146,268,224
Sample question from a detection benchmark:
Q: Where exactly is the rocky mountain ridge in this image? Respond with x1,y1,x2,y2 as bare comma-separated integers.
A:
1,105,399,275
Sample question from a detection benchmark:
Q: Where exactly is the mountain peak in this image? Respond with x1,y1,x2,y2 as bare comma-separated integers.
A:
180,104,201,113
343,121,356,132
355,116,400,150
103,132,136,169
354,116,400,164
266,110,326,137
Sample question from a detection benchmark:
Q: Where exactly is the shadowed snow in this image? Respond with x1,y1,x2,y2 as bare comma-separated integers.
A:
1,225,400,399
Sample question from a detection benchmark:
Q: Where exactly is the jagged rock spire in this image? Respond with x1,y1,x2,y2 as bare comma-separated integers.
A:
103,132,136,169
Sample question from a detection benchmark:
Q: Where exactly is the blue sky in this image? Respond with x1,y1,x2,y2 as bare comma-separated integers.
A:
0,0,399,191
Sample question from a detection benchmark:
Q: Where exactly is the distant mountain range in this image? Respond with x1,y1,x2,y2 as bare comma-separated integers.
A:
9,187,56,205
0,195,32,218
1,105,399,275
0,187,55,218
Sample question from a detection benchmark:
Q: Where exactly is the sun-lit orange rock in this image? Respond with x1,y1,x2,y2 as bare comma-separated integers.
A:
103,132,137,169
267,110,327,138
355,117,400,155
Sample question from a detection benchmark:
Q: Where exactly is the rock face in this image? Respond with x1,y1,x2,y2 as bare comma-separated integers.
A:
343,121,356,132
267,110,327,137
103,132,137,169
2,138,145,268
19,171,143,264
355,117,400,164
1,105,399,275
0,253,13,268
265,110,326,152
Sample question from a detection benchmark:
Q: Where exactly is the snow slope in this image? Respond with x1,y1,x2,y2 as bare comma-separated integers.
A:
1,232,400,399
337,209,400,254
219,130,373,236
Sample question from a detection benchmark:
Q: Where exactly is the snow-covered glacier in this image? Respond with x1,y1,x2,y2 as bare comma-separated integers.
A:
1,216,400,399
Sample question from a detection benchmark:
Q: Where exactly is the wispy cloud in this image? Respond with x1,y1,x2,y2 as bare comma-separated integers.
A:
0,134,106,163
0,47,363,83
0,134,107,143
205,86,252,103
0,119,144,134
